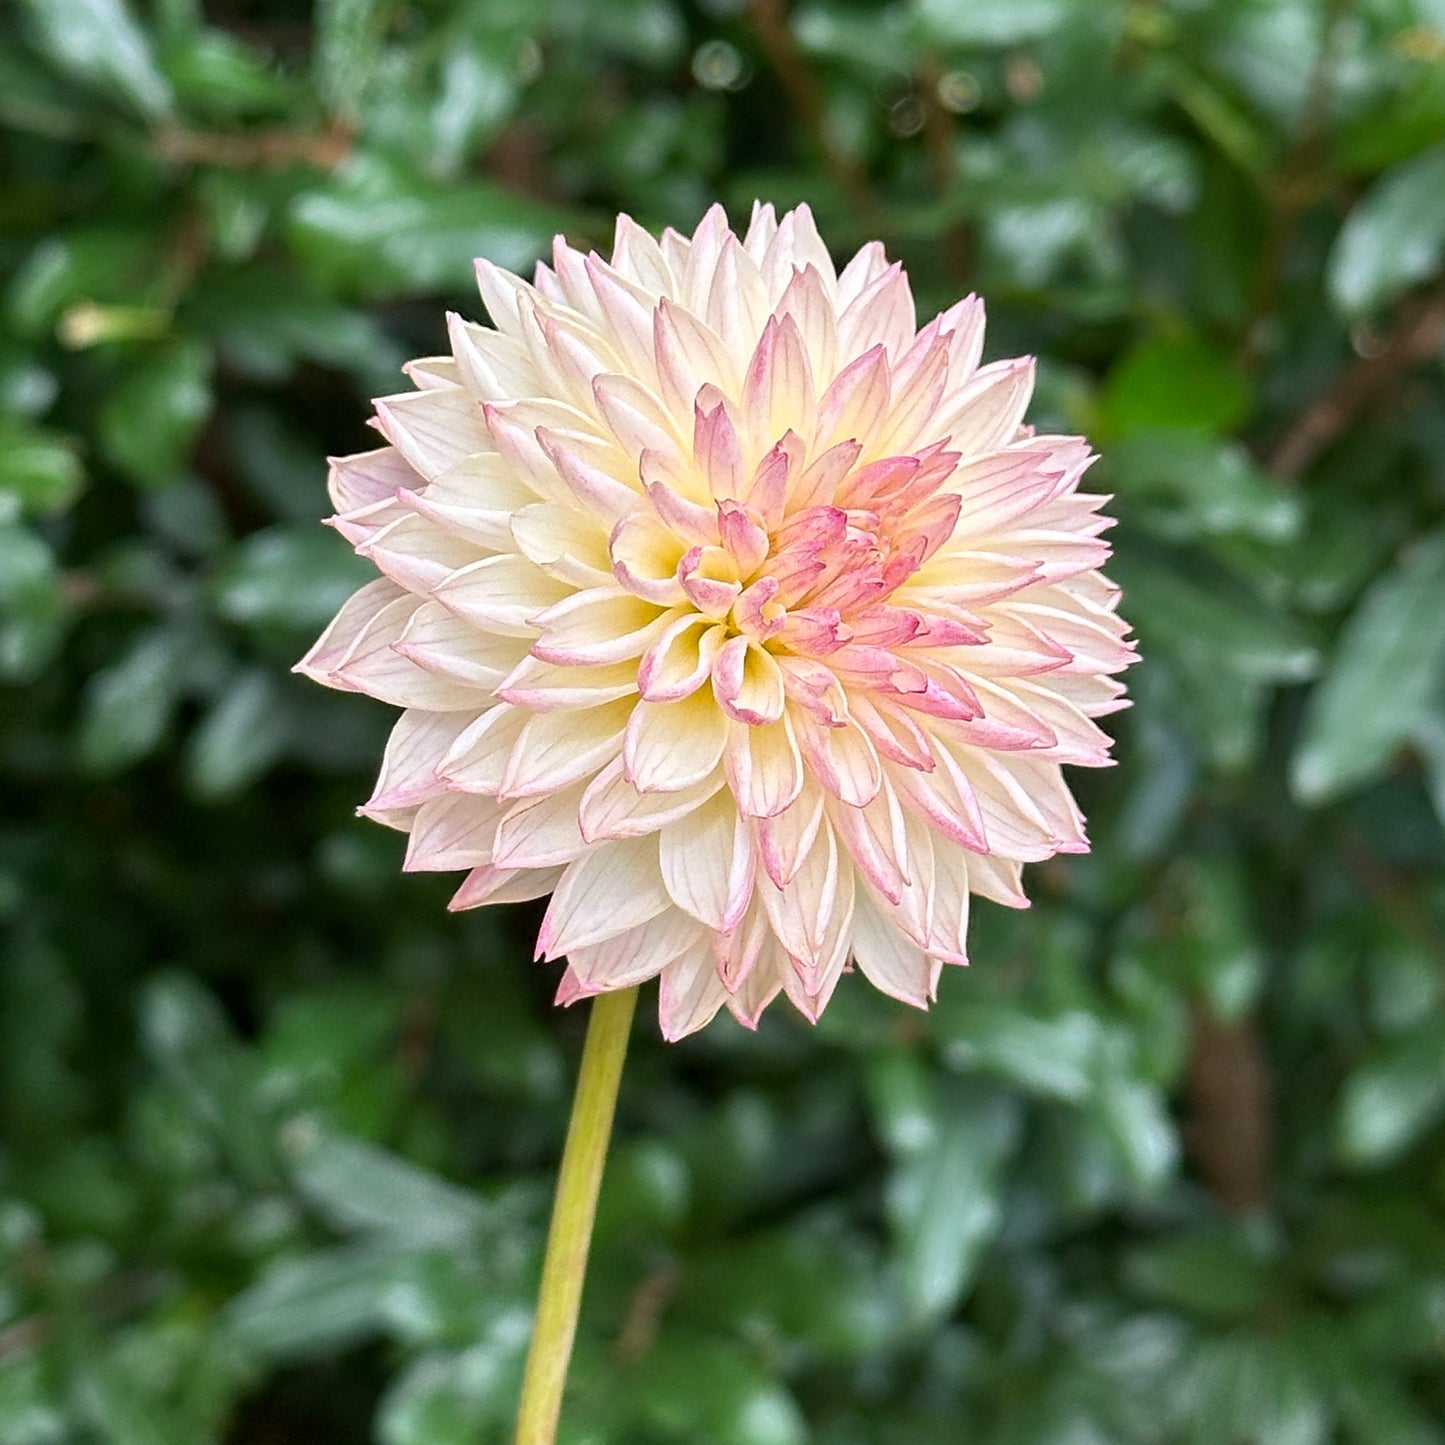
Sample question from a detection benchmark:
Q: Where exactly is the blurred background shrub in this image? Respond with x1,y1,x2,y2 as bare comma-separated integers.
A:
3,0,1445,1440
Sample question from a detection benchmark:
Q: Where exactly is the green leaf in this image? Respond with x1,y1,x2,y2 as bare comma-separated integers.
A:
314,0,394,117
282,1126,491,1245
98,340,213,488
377,1342,526,1445
185,668,289,798
940,1007,1100,1102
1336,1023,1445,1169
213,526,374,631
0,420,84,514
635,1331,807,1445
1292,531,1445,804
1098,334,1252,438
1329,144,1445,316
19,0,173,120
76,627,189,773
1105,435,1299,542
0,519,64,680
914,0,1073,46
288,157,584,299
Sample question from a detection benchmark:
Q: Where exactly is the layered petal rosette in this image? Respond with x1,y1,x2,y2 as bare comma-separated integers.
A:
299,203,1135,1038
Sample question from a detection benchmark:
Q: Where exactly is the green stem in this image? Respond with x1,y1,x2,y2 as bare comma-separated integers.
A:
514,985,639,1444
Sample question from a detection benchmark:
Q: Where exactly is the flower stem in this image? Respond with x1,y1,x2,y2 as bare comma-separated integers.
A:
514,984,639,1444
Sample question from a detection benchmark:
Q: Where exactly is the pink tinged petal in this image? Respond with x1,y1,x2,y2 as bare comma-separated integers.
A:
755,775,826,891
795,714,882,807
836,238,889,307
849,888,934,1008
491,782,591,868
761,204,836,293
536,426,642,523
446,312,539,399
775,655,848,725
295,578,409,685
891,658,985,723
740,314,816,457
638,615,728,702
677,205,725,283
585,258,660,371
836,262,915,365
362,709,473,817
717,502,770,576
693,390,747,500
392,602,530,691
773,606,849,655
678,545,742,618
359,514,484,595
726,964,783,1030
474,255,538,335
966,851,1030,909
536,835,672,959
1007,599,1135,675
659,791,756,931
433,554,572,637
593,371,680,459
579,759,722,841
788,860,856,1017
449,863,564,911
714,898,769,990
658,940,732,1041
745,439,803,537
791,439,865,517
396,462,536,550
373,388,488,480
653,298,737,420
328,494,408,549
847,693,936,771
828,778,909,903
703,234,769,362
529,588,674,666
774,264,839,390
438,704,530,794
404,792,505,871
333,600,488,711
743,200,779,262
941,675,1058,751
480,399,591,503
495,656,639,711
944,749,1064,861
613,213,678,298
640,453,718,539
724,712,804,819
925,843,971,964
711,636,786,726
568,912,704,993
509,502,614,588
934,356,1036,459
949,451,1069,535
866,333,951,458
533,309,619,409
624,685,729,791
327,447,418,513
610,511,690,605
815,345,890,453
732,576,786,641
996,678,1114,766
889,746,988,853
759,818,838,967
888,804,940,955
935,293,987,381
500,698,630,798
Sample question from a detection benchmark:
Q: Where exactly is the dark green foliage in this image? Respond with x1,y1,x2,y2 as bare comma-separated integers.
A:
3,0,1444,1439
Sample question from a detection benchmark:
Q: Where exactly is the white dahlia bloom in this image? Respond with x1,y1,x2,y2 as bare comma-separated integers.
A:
299,203,1135,1039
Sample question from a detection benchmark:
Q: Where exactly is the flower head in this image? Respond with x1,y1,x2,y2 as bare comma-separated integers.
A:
299,203,1135,1038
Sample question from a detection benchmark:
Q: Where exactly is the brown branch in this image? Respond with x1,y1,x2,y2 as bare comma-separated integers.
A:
916,55,973,286
1243,0,1353,358
749,0,876,217
152,119,354,172
1184,1002,1274,1212
1267,279,1445,480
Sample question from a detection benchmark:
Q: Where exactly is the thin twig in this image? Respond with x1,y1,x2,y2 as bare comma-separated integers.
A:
916,55,973,286
748,0,876,217
152,119,354,171
1267,279,1445,480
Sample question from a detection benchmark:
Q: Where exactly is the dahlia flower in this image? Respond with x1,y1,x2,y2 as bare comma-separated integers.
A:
299,203,1134,1039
